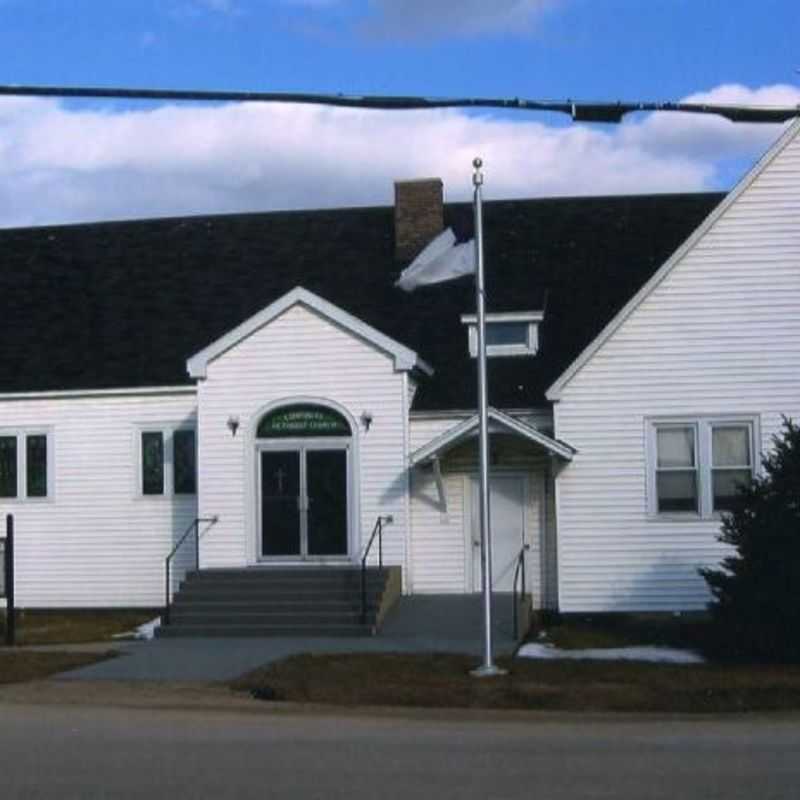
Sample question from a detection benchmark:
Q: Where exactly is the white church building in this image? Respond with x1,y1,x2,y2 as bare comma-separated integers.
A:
1,119,798,633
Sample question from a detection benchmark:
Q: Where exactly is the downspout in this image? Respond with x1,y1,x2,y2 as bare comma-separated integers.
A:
551,403,563,614
402,372,414,594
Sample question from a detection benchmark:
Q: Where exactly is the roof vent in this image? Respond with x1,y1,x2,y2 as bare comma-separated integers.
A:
394,178,444,262
460,312,545,358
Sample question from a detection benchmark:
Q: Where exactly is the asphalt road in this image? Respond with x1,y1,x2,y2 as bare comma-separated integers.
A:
1,703,798,799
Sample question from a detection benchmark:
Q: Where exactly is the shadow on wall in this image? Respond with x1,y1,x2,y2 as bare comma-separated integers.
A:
167,410,204,601
409,464,446,513
571,554,717,615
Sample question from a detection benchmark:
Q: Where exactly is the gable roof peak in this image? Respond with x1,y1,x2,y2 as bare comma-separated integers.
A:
546,118,800,401
186,285,433,380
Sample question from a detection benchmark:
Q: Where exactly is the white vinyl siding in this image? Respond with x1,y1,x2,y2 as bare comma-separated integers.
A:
197,303,409,575
0,391,198,608
554,124,800,612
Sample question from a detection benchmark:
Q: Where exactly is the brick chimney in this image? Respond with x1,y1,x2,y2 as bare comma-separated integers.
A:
393,178,444,262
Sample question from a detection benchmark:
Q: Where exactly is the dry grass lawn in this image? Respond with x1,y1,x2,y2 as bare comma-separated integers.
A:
232,652,800,713
0,610,157,645
539,614,712,652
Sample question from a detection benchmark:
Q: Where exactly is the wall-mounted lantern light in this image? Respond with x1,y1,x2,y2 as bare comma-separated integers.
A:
360,410,373,432
227,416,240,437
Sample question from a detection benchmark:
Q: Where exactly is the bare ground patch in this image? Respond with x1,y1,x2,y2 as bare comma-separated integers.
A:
231,652,800,713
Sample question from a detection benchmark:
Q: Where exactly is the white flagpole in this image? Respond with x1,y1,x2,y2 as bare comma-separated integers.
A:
470,157,506,678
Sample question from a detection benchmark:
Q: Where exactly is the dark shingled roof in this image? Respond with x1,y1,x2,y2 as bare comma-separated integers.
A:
0,192,724,410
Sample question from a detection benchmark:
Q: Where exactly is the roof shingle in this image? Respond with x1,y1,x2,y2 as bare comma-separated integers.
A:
0,192,724,410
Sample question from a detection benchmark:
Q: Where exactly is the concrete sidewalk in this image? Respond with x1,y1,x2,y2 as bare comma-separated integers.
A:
57,595,519,682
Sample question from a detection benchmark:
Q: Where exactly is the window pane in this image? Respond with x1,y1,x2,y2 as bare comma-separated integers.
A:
713,469,751,512
485,322,529,347
656,427,695,468
173,430,196,495
0,436,17,498
657,470,697,513
26,435,47,498
712,426,750,467
141,432,164,495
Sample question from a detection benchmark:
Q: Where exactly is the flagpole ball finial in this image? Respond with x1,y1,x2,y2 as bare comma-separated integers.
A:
472,157,484,188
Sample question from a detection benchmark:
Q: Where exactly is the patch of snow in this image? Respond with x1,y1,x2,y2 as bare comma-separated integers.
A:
517,643,704,664
111,617,161,641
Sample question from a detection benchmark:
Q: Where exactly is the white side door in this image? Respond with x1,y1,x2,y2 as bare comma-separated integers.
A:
470,474,526,592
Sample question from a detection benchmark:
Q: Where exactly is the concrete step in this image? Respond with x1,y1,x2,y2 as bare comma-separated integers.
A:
169,600,360,614
178,583,385,597
161,565,393,638
185,567,388,582
169,610,374,625
182,575,386,590
179,583,383,602
187,566,383,574
156,623,372,638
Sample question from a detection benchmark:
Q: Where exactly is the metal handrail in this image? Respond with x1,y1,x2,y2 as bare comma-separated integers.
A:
512,544,529,640
164,516,218,624
360,515,389,625
2,514,15,646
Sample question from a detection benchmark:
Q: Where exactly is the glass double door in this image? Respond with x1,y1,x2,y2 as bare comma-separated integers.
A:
259,445,349,559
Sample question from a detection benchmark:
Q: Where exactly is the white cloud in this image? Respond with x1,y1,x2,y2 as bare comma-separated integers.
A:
624,84,800,161
0,84,797,229
363,0,556,39
273,0,557,39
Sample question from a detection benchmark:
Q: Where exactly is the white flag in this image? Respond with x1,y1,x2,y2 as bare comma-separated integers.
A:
395,228,475,292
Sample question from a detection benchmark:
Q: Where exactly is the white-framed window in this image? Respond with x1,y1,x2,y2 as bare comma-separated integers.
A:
647,417,757,518
0,428,54,502
138,426,196,497
460,312,543,358
710,424,755,513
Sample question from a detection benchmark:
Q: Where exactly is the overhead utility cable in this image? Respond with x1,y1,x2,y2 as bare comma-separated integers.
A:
1,84,798,124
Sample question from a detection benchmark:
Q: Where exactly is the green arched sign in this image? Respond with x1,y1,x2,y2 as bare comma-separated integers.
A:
256,404,351,439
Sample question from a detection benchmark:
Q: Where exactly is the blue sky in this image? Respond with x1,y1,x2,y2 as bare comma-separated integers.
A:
1,0,798,227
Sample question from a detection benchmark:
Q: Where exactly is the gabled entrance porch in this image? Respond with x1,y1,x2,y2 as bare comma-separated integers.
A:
409,407,575,617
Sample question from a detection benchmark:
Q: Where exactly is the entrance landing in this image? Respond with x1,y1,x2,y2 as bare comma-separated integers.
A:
380,594,519,642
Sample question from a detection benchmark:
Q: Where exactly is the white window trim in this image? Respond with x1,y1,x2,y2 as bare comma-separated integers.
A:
461,312,544,358
646,415,759,521
0,427,55,503
135,424,197,499
651,420,700,515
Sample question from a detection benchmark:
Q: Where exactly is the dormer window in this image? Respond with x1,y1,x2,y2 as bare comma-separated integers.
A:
461,312,543,358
